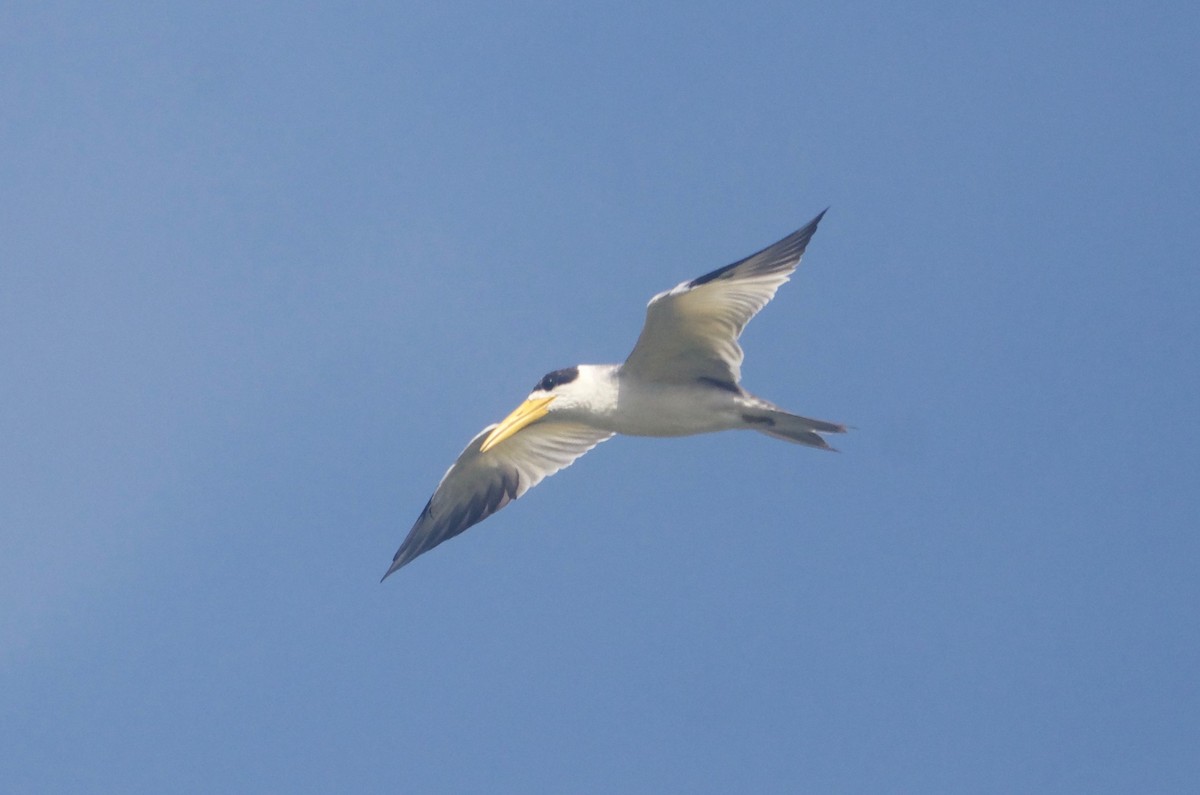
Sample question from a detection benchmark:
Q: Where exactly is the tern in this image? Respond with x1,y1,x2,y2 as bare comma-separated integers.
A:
383,209,844,579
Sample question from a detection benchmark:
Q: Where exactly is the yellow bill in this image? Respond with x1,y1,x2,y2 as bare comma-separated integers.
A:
480,395,556,452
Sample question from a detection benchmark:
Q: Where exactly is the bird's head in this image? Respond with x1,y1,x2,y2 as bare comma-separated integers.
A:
479,366,588,452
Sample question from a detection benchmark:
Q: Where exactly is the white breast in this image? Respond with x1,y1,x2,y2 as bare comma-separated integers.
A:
610,376,746,437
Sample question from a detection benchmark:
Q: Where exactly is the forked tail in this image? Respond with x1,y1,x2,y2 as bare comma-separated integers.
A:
740,404,847,451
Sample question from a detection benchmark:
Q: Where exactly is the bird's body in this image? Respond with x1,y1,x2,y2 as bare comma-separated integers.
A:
538,364,740,437
383,210,844,579
609,374,743,437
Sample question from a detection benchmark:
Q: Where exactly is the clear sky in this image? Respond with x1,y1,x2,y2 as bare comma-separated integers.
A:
3,3,1198,792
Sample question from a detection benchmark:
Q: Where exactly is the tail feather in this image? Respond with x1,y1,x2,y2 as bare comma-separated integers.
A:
741,406,847,451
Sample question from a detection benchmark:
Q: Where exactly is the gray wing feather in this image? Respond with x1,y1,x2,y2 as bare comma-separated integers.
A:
383,421,612,578
622,210,826,387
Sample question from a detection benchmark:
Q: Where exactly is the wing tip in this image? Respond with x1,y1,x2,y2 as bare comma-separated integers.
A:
380,554,407,582
687,206,830,289
795,206,829,247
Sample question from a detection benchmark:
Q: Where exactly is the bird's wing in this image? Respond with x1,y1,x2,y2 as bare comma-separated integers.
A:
622,210,826,388
382,420,613,578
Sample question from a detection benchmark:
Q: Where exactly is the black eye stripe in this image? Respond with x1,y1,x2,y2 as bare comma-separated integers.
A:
534,366,579,392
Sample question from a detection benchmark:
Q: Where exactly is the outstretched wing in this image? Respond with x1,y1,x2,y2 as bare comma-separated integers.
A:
382,420,612,578
622,210,826,389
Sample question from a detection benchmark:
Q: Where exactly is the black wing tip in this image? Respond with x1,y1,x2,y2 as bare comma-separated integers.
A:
380,552,409,581
776,206,829,259
794,206,829,246
687,206,830,289
382,468,521,582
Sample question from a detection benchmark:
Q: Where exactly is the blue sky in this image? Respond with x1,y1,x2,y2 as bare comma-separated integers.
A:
3,2,1198,792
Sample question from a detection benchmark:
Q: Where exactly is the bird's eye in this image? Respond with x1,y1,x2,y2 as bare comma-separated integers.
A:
534,366,579,392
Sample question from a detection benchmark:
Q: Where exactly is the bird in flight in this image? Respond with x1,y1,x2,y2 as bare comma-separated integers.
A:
383,209,844,579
